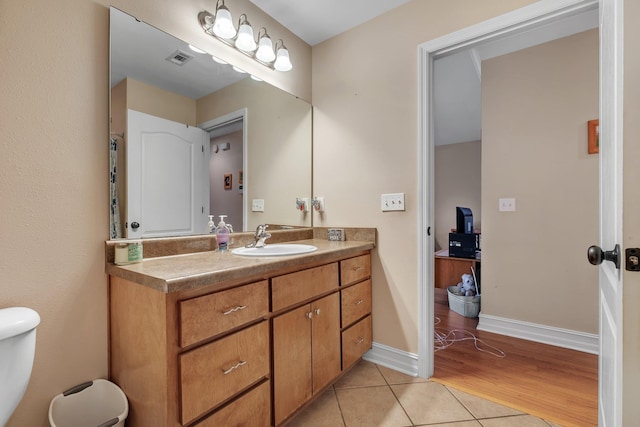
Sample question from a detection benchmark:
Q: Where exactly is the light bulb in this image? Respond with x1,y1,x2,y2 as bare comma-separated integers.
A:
212,6,236,39
255,34,275,63
235,23,256,52
274,47,292,71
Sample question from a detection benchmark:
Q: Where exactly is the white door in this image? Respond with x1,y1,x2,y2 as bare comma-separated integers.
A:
127,109,209,238
594,0,624,425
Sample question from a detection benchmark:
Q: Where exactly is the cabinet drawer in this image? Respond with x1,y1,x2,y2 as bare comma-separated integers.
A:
180,322,269,425
180,280,268,347
194,381,270,427
341,315,372,369
272,263,339,311
340,254,371,286
341,279,372,328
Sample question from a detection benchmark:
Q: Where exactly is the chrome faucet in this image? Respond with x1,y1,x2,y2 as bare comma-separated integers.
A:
247,224,271,248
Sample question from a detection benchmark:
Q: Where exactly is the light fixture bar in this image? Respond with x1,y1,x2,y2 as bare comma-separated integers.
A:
197,9,292,72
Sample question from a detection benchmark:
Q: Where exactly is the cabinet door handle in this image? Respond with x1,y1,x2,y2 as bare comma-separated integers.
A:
355,299,365,306
306,311,313,319
223,305,247,315
314,308,321,316
355,337,365,345
222,360,247,375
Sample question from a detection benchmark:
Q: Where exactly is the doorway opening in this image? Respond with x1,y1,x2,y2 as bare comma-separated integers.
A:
200,109,248,232
417,0,599,377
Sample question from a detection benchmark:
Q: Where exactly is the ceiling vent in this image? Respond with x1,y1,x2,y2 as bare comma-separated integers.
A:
166,50,194,66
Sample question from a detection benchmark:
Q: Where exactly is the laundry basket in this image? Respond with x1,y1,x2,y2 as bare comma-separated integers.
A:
48,379,128,427
447,286,481,318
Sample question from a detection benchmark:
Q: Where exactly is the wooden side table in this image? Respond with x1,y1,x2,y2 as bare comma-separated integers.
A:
434,249,481,289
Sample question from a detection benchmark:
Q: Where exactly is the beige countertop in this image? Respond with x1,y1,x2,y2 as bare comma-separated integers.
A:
106,238,374,293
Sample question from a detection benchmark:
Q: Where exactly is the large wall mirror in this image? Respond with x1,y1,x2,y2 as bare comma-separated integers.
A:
109,7,312,239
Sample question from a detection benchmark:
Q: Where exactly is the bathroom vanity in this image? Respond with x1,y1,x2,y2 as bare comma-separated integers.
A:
106,232,374,427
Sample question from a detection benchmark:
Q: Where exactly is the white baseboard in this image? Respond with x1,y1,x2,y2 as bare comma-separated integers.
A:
363,317,597,378
477,313,599,355
362,342,419,377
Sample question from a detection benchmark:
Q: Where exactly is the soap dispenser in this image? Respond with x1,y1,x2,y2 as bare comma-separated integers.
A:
208,215,215,234
215,215,231,251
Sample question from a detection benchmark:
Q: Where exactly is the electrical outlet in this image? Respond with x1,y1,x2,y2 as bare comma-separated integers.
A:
381,193,405,212
328,228,345,241
499,198,516,212
252,199,264,212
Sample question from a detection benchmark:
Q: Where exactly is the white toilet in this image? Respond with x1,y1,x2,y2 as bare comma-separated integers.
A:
0,307,40,427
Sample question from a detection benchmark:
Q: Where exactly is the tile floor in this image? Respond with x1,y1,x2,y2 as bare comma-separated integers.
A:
286,360,562,427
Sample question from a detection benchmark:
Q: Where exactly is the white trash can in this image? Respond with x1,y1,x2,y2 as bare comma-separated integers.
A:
48,379,128,427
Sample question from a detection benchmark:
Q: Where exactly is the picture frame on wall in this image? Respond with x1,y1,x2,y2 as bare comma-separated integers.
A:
224,174,232,190
588,119,599,154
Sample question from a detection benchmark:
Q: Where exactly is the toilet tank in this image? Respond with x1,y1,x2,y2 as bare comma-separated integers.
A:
0,307,40,427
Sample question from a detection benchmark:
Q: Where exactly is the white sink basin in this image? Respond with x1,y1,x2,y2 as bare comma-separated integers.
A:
232,243,317,257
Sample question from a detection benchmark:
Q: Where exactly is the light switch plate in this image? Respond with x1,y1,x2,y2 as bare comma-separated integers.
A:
381,193,405,212
252,199,264,212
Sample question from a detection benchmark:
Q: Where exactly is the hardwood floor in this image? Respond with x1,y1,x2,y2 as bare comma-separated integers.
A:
431,288,598,427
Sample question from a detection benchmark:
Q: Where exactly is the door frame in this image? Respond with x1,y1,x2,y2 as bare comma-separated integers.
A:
199,108,249,231
417,0,599,377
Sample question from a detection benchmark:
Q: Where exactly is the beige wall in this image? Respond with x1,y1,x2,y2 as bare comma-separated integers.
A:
434,141,482,251
0,1,310,426
312,0,538,353
198,78,313,230
126,78,197,126
481,29,599,332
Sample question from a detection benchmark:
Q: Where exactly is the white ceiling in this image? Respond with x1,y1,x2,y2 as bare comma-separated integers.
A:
249,0,413,46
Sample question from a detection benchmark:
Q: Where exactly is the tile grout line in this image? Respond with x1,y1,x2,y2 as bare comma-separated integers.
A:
375,363,418,426
331,386,349,427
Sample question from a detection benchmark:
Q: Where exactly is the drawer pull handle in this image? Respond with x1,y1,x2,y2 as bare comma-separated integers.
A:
355,337,365,345
352,266,364,271
223,360,247,375
355,299,365,306
223,305,247,315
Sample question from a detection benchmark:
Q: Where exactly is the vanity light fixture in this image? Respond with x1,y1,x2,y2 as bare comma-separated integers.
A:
198,2,292,72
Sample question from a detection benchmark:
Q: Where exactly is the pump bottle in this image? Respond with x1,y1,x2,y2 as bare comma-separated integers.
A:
215,215,231,251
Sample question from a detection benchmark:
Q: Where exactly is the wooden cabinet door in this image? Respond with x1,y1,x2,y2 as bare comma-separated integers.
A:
311,293,341,393
272,304,312,425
